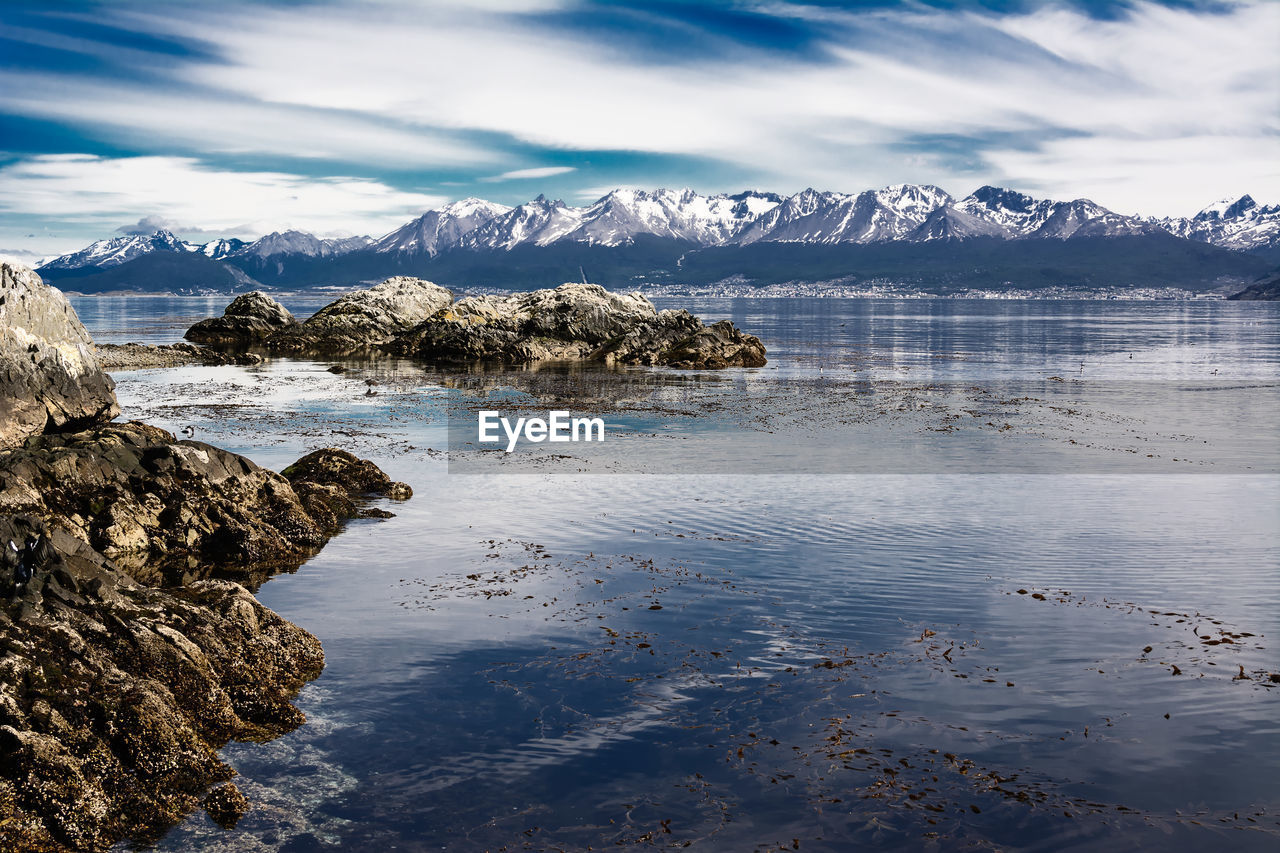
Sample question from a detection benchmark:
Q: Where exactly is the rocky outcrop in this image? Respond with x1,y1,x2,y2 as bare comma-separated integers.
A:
184,291,296,345
0,426,410,850
386,283,768,368
97,343,264,370
265,276,452,354
0,515,323,852
192,280,768,368
0,421,411,588
0,263,119,449
594,313,769,369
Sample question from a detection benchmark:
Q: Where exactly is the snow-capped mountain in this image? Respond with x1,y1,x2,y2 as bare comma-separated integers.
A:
947,187,1158,241
233,230,371,260
460,195,588,250
734,185,954,245
197,238,246,260
34,185,1278,290
564,188,782,246
373,198,511,256
40,230,191,271
1152,195,1280,252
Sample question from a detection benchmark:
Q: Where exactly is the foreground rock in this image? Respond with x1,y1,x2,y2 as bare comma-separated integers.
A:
386,283,768,368
0,427,410,851
0,262,119,448
265,276,452,354
97,343,264,370
0,422,410,588
0,515,323,851
184,291,296,345
0,261,414,850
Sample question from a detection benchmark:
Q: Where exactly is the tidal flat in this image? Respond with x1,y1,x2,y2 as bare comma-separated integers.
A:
75,295,1280,852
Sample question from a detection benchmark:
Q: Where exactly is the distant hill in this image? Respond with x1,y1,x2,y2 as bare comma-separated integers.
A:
1227,271,1280,301
52,251,262,295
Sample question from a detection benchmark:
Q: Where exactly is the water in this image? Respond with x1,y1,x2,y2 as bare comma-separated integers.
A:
73,296,1280,852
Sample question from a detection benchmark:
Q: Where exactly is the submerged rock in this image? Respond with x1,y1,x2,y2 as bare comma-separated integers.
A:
387,282,768,368
0,262,119,449
184,291,296,345
265,276,452,354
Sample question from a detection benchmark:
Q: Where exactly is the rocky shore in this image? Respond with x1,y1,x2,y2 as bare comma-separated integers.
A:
0,262,410,851
187,280,768,368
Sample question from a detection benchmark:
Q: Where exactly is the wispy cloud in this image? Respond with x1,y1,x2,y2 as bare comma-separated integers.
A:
0,155,447,244
481,166,577,182
0,0,1275,255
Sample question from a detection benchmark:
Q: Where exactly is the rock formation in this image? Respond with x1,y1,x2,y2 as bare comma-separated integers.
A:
192,279,768,368
184,291,296,345
0,263,119,449
264,276,452,354
0,262,413,850
392,283,768,368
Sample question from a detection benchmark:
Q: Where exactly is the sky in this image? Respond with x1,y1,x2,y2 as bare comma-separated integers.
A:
0,0,1277,260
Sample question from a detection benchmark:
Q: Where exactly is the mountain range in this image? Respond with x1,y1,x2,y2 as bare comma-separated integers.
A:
36,185,1280,294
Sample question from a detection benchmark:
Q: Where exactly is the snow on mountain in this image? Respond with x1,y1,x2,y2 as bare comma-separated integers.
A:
40,230,192,271
955,187,1155,240
564,188,783,246
232,230,371,260
197,238,247,260
1152,195,1280,252
373,198,511,256
734,185,952,245
460,195,588,250
908,204,1012,242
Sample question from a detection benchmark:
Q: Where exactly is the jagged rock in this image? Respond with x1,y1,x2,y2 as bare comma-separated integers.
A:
596,314,768,369
0,514,324,852
0,421,407,588
265,277,452,354
0,262,119,449
184,291,296,345
202,782,250,829
97,343,264,370
387,282,767,368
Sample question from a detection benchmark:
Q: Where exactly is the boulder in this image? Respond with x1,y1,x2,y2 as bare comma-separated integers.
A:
388,282,767,368
0,427,411,849
265,276,453,354
0,514,324,852
0,421,411,587
184,291,296,345
0,262,119,449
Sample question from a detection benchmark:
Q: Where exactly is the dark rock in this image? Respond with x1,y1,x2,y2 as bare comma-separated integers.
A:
265,277,452,354
184,291,296,344
97,342,263,370
0,422,407,587
0,511,324,851
387,282,767,368
202,782,250,829
0,262,119,449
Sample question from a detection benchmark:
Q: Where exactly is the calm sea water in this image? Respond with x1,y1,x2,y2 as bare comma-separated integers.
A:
73,296,1280,852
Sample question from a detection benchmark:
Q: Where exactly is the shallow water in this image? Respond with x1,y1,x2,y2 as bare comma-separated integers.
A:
73,296,1280,852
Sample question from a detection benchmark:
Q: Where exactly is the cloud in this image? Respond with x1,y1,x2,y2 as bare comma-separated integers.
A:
0,155,448,244
1,0,1276,222
481,166,577,182
99,0,1268,215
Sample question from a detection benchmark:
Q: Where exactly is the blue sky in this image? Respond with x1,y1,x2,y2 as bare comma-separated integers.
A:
1,0,1276,259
